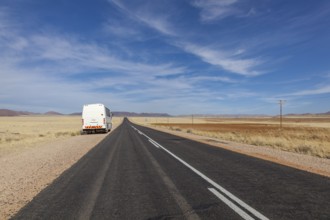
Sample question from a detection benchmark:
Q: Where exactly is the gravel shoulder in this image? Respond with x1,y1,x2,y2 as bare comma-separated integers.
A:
0,124,121,219
139,124,330,178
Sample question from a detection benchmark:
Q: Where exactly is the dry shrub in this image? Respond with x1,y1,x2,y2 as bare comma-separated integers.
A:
55,132,69,137
295,145,313,154
71,131,80,136
154,121,330,158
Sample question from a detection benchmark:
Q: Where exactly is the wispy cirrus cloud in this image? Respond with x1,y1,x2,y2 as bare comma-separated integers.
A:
258,83,330,108
178,42,262,76
109,1,263,77
103,20,141,38
2,1,329,115
188,75,237,83
135,14,176,36
0,7,190,113
1,30,186,77
111,0,177,36
191,0,239,22
288,85,330,96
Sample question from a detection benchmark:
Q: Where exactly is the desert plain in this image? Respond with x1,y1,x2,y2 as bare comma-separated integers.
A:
0,115,329,219
131,115,330,158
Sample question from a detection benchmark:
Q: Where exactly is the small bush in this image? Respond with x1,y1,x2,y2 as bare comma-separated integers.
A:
250,139,265,146
4,137,20,142
5,137,13,142
295,145,312,154
186,129,192,133
54,131,80,137
55,132,70,137
70,131,80,136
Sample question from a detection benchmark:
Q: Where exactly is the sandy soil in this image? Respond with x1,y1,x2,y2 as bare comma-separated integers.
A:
0,124,121,219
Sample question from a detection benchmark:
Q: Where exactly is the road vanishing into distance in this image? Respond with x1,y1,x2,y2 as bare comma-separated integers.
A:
13,119,330,220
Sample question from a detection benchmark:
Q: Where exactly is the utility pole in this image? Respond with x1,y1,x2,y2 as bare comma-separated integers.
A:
278,100,286,129
192,114,194,126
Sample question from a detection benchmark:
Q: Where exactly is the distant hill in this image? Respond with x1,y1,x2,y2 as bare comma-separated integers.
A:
178,114,270,118
112,112,171,117
0,109,39,116
69,112,81,116
0,109,171,117
286,111,330,116
67,112,171,117
0,109,62,116
44,111,63,115
1,108,329,117
0,109,21,116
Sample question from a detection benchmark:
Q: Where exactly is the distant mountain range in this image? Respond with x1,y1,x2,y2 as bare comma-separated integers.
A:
69,111,171,117
285,111,330,116
0,109,40,116
112,112,171,117
0,109,171,117
0,109,329,117
179,114,270,118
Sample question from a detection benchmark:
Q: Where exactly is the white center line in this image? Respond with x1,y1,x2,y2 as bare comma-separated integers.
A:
133,126,269,220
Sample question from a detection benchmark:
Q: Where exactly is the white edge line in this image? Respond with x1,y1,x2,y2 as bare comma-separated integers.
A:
208,188,254,220
149,139,161,149
156,138,268,220
133,127,269,220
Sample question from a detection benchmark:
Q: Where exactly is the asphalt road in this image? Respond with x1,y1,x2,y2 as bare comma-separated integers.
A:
12,118,330,220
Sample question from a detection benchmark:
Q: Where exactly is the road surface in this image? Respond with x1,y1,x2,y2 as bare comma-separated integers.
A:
12,119,330,219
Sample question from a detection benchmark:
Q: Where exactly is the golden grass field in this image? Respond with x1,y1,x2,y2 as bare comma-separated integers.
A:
130,116,330,159
0,116,123,156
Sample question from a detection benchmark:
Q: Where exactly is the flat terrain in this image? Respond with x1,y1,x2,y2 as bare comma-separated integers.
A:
13,119,330,219
0,116,122,156
131,116,330,158
2,116,329,219
0,116,82,157
0,116,122,219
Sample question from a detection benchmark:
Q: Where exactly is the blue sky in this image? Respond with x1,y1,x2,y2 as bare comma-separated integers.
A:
1,0,330,115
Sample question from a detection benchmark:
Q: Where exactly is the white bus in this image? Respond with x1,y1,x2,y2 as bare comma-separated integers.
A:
81,103,112,134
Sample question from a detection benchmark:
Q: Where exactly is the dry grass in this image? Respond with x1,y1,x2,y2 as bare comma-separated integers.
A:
130,116,330,158
0,116,123,156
